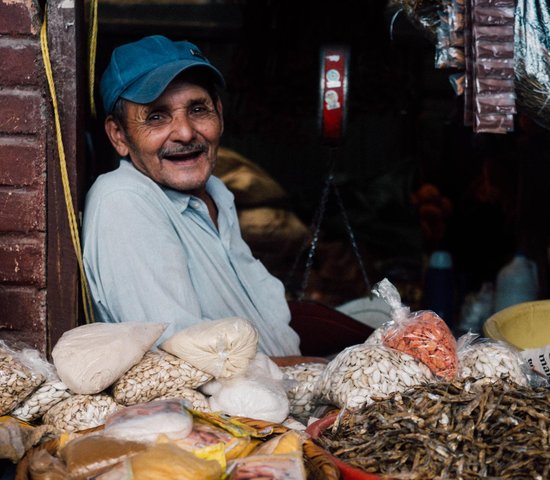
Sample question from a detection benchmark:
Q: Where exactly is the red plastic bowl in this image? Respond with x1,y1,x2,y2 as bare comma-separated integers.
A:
306,414,382,480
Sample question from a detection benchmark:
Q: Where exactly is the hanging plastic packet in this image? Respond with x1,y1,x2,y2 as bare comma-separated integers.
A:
456,332,532,387
388,0,441,42
373,278,459,379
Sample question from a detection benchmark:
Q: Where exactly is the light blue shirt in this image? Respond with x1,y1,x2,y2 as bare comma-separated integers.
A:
82,160,301,356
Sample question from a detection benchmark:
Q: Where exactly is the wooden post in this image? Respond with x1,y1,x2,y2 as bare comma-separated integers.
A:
45,0,86,355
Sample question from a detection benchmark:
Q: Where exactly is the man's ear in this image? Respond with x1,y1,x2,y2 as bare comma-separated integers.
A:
104,116,130,157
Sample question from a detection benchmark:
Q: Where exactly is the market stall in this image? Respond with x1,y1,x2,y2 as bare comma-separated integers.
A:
1,277,550,479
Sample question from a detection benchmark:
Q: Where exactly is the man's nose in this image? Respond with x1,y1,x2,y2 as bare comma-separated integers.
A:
170,114,195,142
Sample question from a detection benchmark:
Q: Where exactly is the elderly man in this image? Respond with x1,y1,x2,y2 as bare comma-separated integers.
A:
82,35,302,358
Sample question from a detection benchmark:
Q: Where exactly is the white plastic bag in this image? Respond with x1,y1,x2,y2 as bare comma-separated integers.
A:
160,317,258,379
52,322,167,394
207,352,289,423
103,399,193,444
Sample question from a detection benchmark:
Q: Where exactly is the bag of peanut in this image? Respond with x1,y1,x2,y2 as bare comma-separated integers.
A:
373,278,459,379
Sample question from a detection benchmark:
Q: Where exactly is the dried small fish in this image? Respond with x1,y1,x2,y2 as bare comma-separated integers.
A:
316,379,550,479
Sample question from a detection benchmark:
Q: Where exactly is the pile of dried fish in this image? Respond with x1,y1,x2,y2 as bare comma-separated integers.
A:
316,379,550,479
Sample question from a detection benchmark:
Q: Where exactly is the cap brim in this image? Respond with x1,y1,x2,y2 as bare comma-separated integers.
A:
120,60,225,105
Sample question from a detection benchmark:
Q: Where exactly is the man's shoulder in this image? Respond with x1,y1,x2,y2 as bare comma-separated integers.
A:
87,160,158,199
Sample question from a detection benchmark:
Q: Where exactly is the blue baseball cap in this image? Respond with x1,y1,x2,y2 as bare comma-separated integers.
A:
100,35,225,114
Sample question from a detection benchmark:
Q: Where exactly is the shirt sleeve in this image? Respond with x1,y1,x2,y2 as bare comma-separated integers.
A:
83,188,203,343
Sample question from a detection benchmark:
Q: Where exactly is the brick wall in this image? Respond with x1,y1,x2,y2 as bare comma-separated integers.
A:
0,0,48,351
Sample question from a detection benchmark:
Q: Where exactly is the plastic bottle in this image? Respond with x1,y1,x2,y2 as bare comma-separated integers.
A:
494,252,539,313
423,250,455,328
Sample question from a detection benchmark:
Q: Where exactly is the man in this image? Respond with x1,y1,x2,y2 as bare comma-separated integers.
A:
82,35,302,358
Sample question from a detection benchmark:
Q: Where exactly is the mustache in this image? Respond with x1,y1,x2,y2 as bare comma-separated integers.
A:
159,143,207,158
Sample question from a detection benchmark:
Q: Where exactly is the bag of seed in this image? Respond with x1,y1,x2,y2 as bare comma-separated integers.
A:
111,350,212,406
42,394,120,432
457,332,530,386
373,278,459,379
280,362,326,423
316,343,435,411
11,379,72,422
8,344,72,422
0,341,46,415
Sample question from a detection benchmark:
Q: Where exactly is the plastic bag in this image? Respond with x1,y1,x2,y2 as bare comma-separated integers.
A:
59,433,147,480
457,332,530,386
388,0,441,42
42,394,119,432
7,345,67,422
207,354,289,423
101,443,222,480
252,429,306,456
28,448,68,480
209,377,289,424
160,317,258,379
52,322,167,394
103,399,193,444
226,453,307,480
154,386,210,411
112,350,211,406
0,340,46,415
168,417,255,461
316,343,435,410
280,362,326,423
0,416,59,462
11,380,72,423
373,278,458,379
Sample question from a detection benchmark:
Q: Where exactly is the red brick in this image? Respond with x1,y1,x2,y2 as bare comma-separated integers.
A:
0,40,41,86
0,187,45,232
0,1,41,36
0,90,43,134
0,138,45,186
0,234,45,287
0,285,46,352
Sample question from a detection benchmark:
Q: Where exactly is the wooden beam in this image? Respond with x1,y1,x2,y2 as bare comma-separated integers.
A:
46,0,86,356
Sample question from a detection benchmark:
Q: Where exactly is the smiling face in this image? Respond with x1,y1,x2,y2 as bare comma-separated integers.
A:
105,77,223,199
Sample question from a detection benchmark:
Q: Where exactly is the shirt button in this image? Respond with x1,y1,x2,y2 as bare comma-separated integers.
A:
190,199,200,209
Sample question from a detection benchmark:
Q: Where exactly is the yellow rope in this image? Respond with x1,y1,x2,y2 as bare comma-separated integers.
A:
40,9,95,324
88,0,98,117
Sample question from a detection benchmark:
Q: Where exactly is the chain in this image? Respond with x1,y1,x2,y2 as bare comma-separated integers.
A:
333,183,371,293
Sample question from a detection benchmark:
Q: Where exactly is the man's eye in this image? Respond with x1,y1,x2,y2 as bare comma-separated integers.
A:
146,113,164,122
190,105,208,114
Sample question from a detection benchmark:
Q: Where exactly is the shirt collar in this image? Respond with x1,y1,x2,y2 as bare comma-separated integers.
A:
161,176,234,215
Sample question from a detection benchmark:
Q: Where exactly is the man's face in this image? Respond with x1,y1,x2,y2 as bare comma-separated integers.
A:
106,79,223,197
